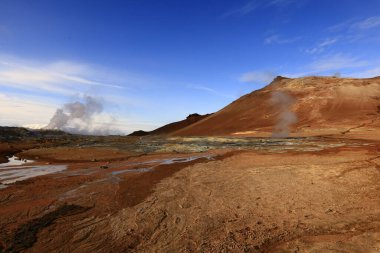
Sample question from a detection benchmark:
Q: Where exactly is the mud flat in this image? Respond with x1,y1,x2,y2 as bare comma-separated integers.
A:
0,136,379,252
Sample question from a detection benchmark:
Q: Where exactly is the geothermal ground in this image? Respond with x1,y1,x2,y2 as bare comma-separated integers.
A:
0,132,379,252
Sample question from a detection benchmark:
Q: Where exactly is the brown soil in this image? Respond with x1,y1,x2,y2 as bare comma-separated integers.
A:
0,137,379,252
116,151,236,207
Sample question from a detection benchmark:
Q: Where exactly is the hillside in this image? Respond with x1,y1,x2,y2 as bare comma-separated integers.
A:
129,113,211,136
172,76,380,138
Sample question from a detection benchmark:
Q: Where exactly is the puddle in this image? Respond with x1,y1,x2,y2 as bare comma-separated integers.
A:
0,156,67,186
0,165,67,185
105,155,214,176
111,167,152,175
122,155,215,167
160,155,214,164
0,156,34,168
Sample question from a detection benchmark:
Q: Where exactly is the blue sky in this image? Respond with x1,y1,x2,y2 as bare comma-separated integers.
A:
1,0,380,133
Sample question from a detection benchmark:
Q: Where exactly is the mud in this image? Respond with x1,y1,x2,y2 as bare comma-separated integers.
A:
0,135,379,252
116,152,232,208
0,163,67,185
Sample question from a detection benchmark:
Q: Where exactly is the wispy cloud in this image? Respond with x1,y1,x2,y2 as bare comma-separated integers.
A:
0,92,57,127
0,55,124,95
328,16,380,42
222,0,305,18
351,16,380,30
305,37,338,54
189,85,237,99
347,66,380,78
221,1,258,18
318,38,338,47
327,16,380,34
239,71,277,84
267,0,310,8
328,18,358,32
267,0,295,7
309,54,368,72
265,34,301,44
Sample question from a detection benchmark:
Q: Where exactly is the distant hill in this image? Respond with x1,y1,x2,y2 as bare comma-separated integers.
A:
128,113,212,136
0,126,70,141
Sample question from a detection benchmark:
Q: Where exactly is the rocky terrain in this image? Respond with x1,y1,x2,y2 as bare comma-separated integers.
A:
0,76,379,252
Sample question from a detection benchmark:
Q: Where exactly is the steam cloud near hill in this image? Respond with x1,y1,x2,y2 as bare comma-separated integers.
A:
46,95,119,135
270,91,297,138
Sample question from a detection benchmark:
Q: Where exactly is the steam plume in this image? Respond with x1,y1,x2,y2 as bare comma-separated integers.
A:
46,95,119,135
270,91,297,138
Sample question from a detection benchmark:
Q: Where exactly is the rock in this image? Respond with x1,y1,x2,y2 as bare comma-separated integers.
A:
100,165,109,169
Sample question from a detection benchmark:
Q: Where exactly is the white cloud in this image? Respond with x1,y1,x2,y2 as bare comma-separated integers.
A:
319,38,338,47
239,71,277,84
267,0,295,7
267,0,309,8
106,118,160,132
188,85,237,99
0,56,123,95
328,18,358,32
309,54,368,72
305,37,338,54
222,0,304,18
348,66,380,78
0,93,57,127
351,16,380,30
221,1,258,18
265,34,301,44
328,16,380,42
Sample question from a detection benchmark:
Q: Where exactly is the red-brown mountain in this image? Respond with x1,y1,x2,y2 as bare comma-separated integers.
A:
172,76,380,138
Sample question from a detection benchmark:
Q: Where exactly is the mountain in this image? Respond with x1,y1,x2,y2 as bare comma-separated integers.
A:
171,76,380,138
128,113,212,136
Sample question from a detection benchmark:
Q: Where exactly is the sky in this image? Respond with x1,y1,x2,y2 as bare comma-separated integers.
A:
1,0,380,134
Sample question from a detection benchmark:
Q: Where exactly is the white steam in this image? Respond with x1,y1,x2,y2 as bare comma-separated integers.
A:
270,91,297,138
46,95,120,135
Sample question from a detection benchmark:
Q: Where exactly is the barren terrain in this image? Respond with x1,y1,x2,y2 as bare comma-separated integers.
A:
0,133,379,252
